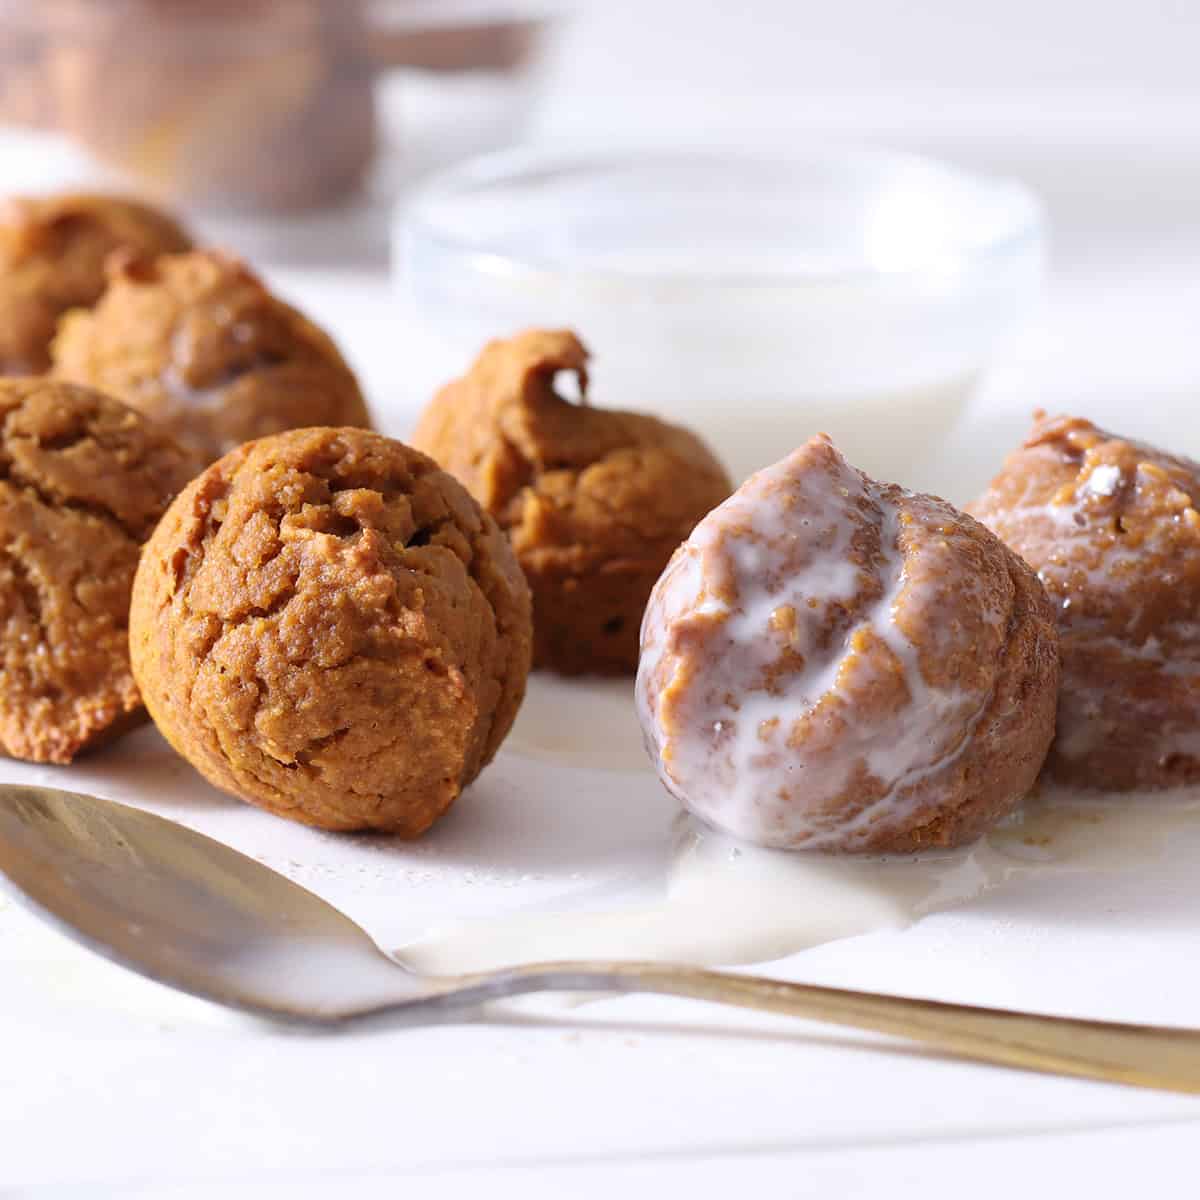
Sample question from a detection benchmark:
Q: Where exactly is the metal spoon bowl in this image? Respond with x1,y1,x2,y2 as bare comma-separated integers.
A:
3,783,1200,1093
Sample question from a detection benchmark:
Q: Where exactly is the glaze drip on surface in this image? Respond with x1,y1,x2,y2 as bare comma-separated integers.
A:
397,790,1200,976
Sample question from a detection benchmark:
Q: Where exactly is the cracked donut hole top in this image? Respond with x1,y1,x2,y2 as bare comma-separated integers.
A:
129,426,533,835
969,414,1200,791
412,329,733,675
0,379,197,763
0,192,192,375
637,435,1060,853
51,249,371,466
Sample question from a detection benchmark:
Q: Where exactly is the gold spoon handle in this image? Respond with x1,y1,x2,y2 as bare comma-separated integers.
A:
440,961,1200,1094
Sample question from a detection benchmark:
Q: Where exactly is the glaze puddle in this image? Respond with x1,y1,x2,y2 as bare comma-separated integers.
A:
395,790,1200,975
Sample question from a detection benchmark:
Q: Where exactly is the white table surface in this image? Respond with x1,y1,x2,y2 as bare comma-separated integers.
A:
6,3,1200,1194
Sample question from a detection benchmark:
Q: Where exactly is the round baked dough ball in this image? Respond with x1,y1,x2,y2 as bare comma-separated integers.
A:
412,329,732,675
0,192,192,374
969,414,1200,790
637,435,1060,853
130,427,533,835
53,249,371,466
0,379,196,763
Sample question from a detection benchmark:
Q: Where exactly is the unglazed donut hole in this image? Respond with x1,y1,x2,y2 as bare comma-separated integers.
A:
636,435,1060,853
412,329,732,675
130,427,532,835
0,192,191,374
52,249,371,466
0,379,196,762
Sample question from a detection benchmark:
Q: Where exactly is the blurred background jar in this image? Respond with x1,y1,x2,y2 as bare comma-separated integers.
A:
0,0,552,215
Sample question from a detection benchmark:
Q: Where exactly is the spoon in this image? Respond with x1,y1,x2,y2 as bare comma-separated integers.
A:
3,783,1199,1094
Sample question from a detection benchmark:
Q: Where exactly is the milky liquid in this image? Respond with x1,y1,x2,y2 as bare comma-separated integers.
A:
396,789,1200,976
692,374,976,488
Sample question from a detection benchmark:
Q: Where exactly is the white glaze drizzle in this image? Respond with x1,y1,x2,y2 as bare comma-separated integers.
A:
977,439,1200,773
637,438,998,851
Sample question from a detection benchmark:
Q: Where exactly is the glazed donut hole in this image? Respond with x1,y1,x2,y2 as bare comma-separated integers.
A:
637,434,1061,853
969,413,1200,792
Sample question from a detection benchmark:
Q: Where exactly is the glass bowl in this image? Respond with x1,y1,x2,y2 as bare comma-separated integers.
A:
396,146,1045,484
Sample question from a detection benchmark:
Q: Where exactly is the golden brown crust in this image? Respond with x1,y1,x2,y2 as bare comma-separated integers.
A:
412,329,733,674
129,426,533,835
0,379,196,763
52,249,372,466
969,413,1200,791
0,192,192,374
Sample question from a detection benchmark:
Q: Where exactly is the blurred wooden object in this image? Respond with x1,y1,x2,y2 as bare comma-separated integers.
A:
368,14,543,73
0,0,546,213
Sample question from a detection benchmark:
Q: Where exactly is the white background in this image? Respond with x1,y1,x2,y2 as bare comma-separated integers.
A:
5,1,1200,1195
